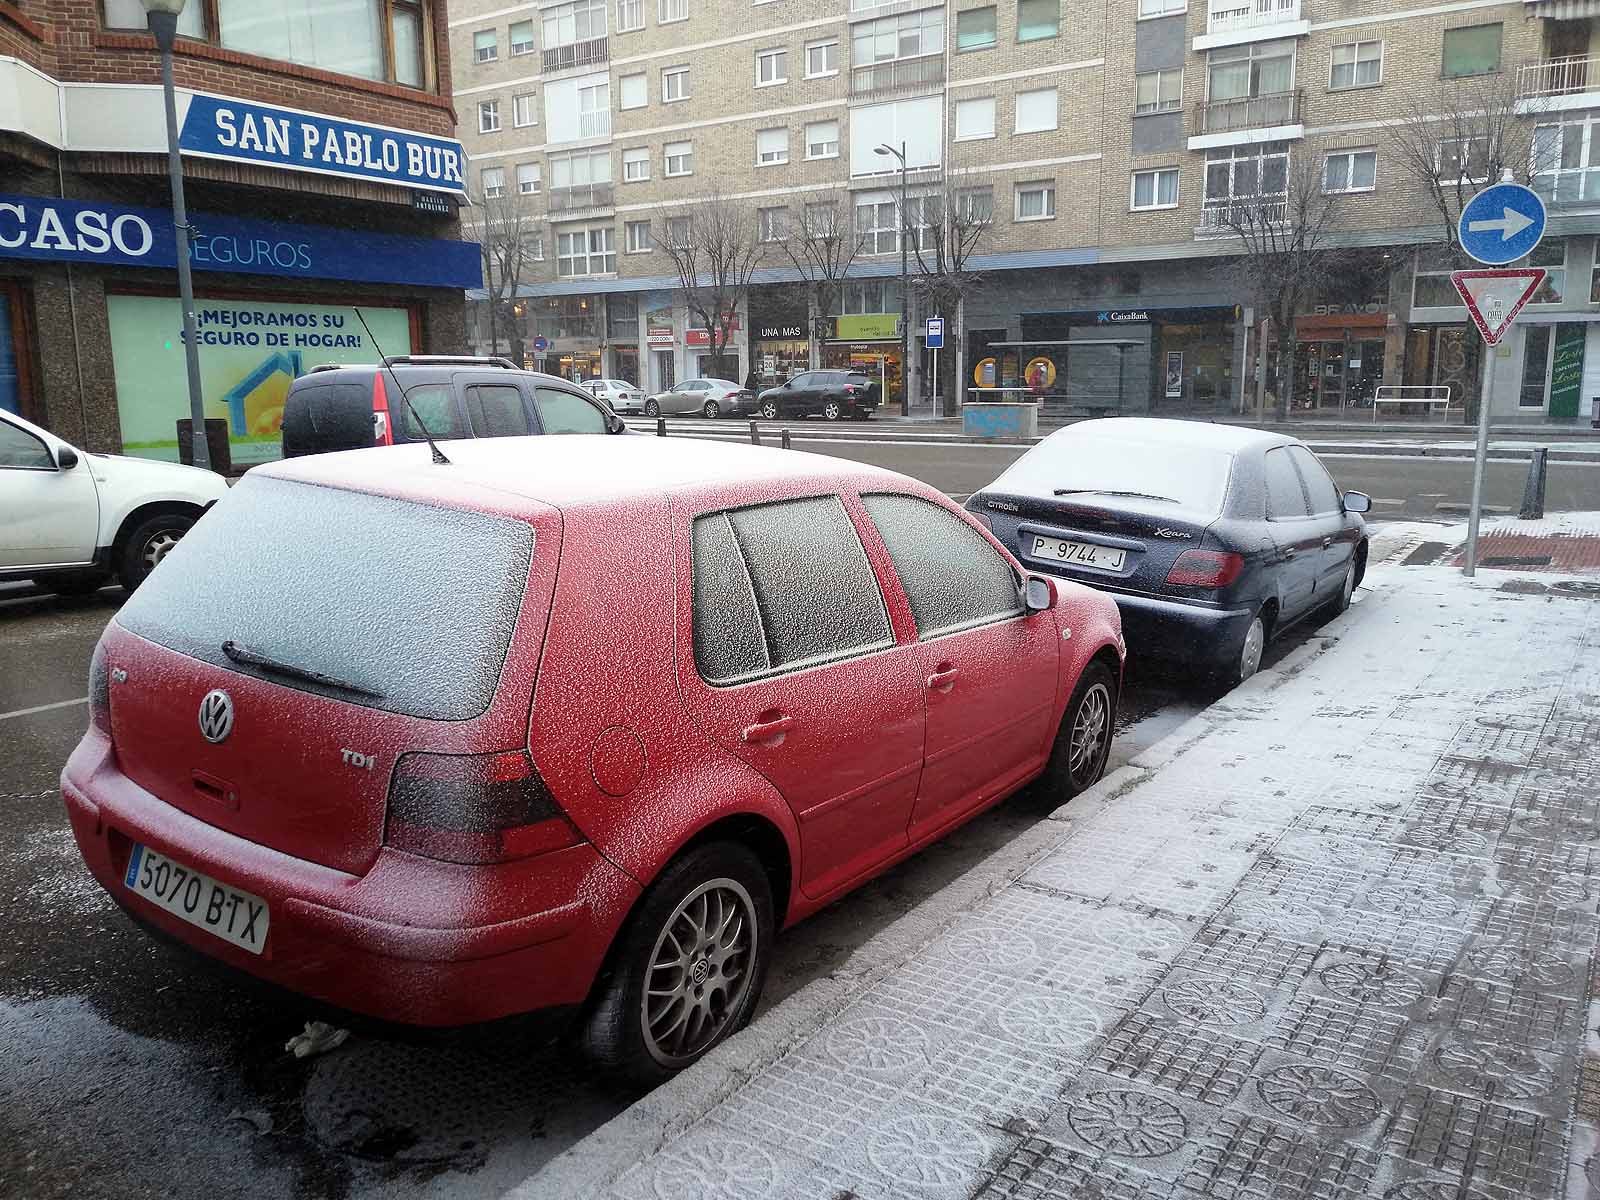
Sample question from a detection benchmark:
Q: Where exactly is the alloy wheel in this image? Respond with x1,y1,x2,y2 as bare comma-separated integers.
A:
703,400,720,419
141,530,181,573
760,402,778,420
641,878,758,1067
1068,682,1112,783
822,401,841,421
645,400,660,417
1238,616,1265,683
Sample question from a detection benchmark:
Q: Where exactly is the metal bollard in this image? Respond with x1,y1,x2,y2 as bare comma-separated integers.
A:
656,416,666,437
749,420,761,446
1519,447,1548,520
781,428,791,450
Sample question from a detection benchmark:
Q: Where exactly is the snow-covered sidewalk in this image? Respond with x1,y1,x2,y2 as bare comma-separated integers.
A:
521,561,1600,1200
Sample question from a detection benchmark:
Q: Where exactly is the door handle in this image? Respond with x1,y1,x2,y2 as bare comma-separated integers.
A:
928,664,959,692
741,713,792,743
1322,536,1334,549
1282,547,1297,560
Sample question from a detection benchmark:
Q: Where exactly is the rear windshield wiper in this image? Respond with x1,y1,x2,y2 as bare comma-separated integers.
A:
222,640,384,700
1053,488,1179,504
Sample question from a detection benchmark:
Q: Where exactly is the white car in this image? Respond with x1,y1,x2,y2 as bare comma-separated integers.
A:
0,408,229,595
581,378,645,413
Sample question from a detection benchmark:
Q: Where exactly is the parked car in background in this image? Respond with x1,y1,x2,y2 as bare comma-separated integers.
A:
757,370,879,421
0,407,228,595
64,435,1121,1084
967,419,1369,686
280,356,626,457
582,378,645,413
643,378,753,419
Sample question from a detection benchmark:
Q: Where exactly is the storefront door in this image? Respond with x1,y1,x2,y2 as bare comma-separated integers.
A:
654,350,675,390
0,282,28,418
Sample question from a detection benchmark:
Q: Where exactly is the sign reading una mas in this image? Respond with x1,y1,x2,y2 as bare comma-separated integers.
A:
179,95,468,197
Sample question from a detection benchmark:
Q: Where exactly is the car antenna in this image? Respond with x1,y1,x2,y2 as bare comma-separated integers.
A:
351,306,450,465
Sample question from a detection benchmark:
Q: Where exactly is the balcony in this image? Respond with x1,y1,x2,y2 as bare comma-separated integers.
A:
1196,0,1308,48
1188,88,1303,147
548,182,615,212
1196,195,1288,236
849,55,944,99
579,110,612,139
543,36,608,74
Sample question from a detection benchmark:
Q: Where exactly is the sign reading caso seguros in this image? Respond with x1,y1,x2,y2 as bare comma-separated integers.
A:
179,95,468,197
0,193,481,290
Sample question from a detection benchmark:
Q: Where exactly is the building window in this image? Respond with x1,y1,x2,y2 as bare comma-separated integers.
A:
619,73,647,109
1442,23,1501,78
1532,113,1600,205
1208,39,1294,105
543,0,606,49
526,233,545,261
1330,40,1382,90
482,167,505,198
665,216,691,247
623,147,651,180
105,0,206,36
214,0,430,86
474,29,499,62
557,226,616,276
758,207,791,242
1014,88,1058,134
757,127,790,165
662,65,690,102
805,201,841,234
550,148,612,190
577,83,611,138
856,196,922,254
805,119,840,159
837,278,902,314
1524,238,1567,304
756,47,788,86
514,93,539,127
1138,0,1185,15
956,7,996,51
626,220,652,252
665,140,694,176
659,0,687,22
1411,247,1461,307
853,9,943,67
517,162,541,194
616,0,644,30
957,186,994,222
1203,141,1288,224
479,100,502,134
1015,181,1056,220
510,19,536,55
1135,68,1182,114
1131,168,1180,210
1017,0,1058,42
1437,135,1488,184
805,39,840,77
955,96,996,140
1323,148,1376,193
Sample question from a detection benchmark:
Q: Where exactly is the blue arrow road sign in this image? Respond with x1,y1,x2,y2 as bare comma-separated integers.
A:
925,317,944,349
1458,182,1546,266
533,336,551,352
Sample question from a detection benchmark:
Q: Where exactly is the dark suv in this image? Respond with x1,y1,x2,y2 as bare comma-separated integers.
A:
280,356,626,457
756,370,880,421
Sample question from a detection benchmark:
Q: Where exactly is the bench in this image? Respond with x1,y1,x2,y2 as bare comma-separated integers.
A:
1372,385,1453,422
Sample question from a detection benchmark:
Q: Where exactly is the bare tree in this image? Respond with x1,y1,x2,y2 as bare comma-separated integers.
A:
655,193,766,379
1215,150,1352,419
906,177,994,415
777,192,868,365
476,189,542,367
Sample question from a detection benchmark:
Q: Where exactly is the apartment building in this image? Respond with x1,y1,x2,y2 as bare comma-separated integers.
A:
1,1,476,465
453,0,1600,422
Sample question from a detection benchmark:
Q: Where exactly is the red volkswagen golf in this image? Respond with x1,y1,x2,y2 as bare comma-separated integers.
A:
62,435,1122,1080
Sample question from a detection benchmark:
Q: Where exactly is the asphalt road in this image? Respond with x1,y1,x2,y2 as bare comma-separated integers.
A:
0,577,1321,1200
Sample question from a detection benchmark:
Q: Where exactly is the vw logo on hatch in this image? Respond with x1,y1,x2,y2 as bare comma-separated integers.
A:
198,690,235,744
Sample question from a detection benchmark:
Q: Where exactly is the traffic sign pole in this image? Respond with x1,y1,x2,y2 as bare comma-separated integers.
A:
1465,366,1492,577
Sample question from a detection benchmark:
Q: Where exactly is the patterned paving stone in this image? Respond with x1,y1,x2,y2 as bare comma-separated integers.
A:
1323,913,1470,974
1310,953,1433,1013
1091,1012,1263,1106
1028,937,1170,1008
1419,758,1528,806
1064,1087,1194,1158
976,1137,1172,1200
859,955,1014,1035
910,1037,1081,1132
705,1056,902,1162
1267,996,1429,1079
1155,975,1271,1032
1433,975,1587,1049
1172,928,1320,990
1382,1086,1567,1198
1176,1114,1383,1200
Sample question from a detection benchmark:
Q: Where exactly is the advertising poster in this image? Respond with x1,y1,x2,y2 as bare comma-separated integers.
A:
1549,323,1585,419
107,295,412,465
1165,351,1184,398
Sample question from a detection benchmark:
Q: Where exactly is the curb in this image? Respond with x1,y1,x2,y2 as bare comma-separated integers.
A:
511,589,1380,1199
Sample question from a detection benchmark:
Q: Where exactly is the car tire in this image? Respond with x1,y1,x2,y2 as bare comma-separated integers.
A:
1225,611,1268,688
702,399,720,419
1039,661,1117,800
644,399,660,418
582,842,774,1086
821,400,842,421
35,570,110,597
1319,560,1358,623
118,511,196,592
759,401,778,420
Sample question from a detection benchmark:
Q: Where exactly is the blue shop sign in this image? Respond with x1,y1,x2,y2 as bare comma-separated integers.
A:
179,94,468,197
0,193,481,290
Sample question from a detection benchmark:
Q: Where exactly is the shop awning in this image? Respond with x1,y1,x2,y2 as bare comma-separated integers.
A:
1525,0,1600,18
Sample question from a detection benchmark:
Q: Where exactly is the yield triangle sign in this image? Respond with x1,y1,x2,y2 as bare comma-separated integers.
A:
1451,268,1546,345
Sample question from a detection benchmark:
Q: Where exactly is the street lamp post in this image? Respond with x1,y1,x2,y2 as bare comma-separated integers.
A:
874,141,908,413
143,0,210,471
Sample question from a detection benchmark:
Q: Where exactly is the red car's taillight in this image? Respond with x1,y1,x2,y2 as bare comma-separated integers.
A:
385,750,583,865
88,643,112,737
1165,550,1245,589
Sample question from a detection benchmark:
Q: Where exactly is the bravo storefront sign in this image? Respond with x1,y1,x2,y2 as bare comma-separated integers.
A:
179,95,468,197
0,194,480,289
108,296,412,466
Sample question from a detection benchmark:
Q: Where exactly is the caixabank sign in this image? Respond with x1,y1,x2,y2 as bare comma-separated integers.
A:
0,194,481,290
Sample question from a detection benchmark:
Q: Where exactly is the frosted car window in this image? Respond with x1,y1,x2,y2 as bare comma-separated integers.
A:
1265,447,1311,519
400,384,464,440
535,387,608,434
1288,445,1341,515
0,419,53,469
991,434,1233,514
864,493,1022,638
725,497,893,672
690,512,770,683
115,476,533,721
466,384,532,437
